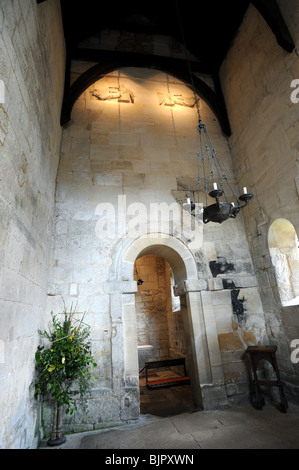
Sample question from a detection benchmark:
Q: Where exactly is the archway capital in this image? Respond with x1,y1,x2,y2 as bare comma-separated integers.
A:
173,279,207,296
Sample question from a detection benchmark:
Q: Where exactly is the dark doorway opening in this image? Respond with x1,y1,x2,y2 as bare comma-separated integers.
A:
134,254,198,416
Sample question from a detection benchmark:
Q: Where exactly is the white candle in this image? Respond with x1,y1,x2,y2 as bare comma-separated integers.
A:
243,187,247,194
187,198,191,204
213,182,218,190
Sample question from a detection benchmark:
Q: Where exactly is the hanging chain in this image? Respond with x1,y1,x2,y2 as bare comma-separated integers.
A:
175,0,239,209
175,0,204,205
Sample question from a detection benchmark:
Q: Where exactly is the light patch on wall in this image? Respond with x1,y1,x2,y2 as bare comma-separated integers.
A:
0,340,4,363
18,152,28,188
0,79,4,103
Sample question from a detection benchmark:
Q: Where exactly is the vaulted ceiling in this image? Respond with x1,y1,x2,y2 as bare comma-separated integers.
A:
53,0,295,134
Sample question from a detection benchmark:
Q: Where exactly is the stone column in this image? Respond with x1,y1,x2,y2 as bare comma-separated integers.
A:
105,280,139,420
200,290,228,409
174,279,228,410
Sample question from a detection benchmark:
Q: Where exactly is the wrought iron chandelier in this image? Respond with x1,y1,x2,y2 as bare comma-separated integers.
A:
176,1,254,224
189,101,254,224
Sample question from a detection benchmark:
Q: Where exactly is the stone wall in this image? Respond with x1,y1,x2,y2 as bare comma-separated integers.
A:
220,1,299,393
0,0,65,448
1,0,298,448
47,59,267,431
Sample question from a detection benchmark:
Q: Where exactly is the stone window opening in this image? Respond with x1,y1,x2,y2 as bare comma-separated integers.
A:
268,218,299,306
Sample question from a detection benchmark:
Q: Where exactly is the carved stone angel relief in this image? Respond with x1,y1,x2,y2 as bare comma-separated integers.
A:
91,85,134,103
158,92,196,108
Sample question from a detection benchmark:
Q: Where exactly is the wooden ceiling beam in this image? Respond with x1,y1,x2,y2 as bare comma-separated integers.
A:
71,48,212,75
251,0,295,52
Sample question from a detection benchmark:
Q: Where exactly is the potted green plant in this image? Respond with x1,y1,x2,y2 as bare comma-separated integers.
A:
34,305,97,446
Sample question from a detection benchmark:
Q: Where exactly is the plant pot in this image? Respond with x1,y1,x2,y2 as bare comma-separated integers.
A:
47,400,66,447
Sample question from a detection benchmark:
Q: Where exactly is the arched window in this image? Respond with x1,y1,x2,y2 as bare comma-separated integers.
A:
268,218,299,306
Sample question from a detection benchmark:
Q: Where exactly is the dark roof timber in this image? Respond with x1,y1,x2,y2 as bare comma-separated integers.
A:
57,0,294,134
252,0,295,53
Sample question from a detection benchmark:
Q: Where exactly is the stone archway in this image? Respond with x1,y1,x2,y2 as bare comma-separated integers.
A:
107,233,228,419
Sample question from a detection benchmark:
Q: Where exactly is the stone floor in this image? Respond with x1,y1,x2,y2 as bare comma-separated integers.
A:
139,371,198,417
39,373,299,450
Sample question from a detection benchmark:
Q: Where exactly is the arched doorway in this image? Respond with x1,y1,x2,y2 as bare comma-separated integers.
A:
134,253,196,416
111,233,228,419
134,255,175,363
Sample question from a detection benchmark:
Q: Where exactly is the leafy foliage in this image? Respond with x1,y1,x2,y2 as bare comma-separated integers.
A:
34,306,97,415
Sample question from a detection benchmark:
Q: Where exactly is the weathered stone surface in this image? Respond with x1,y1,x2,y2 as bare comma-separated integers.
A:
207,278,223,291
173,279,207,295
220,0,299,385
0,0,65,449
242,331,256,346
218,332,244,352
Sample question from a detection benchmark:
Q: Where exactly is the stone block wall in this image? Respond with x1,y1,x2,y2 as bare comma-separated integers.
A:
1,0,298,448
0,0,65,448
220,0,299,392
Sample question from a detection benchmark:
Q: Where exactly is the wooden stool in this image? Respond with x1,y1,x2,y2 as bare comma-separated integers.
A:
246,346,288,413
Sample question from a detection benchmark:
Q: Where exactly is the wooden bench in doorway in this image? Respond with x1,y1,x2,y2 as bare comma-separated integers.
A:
145,358,191,389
